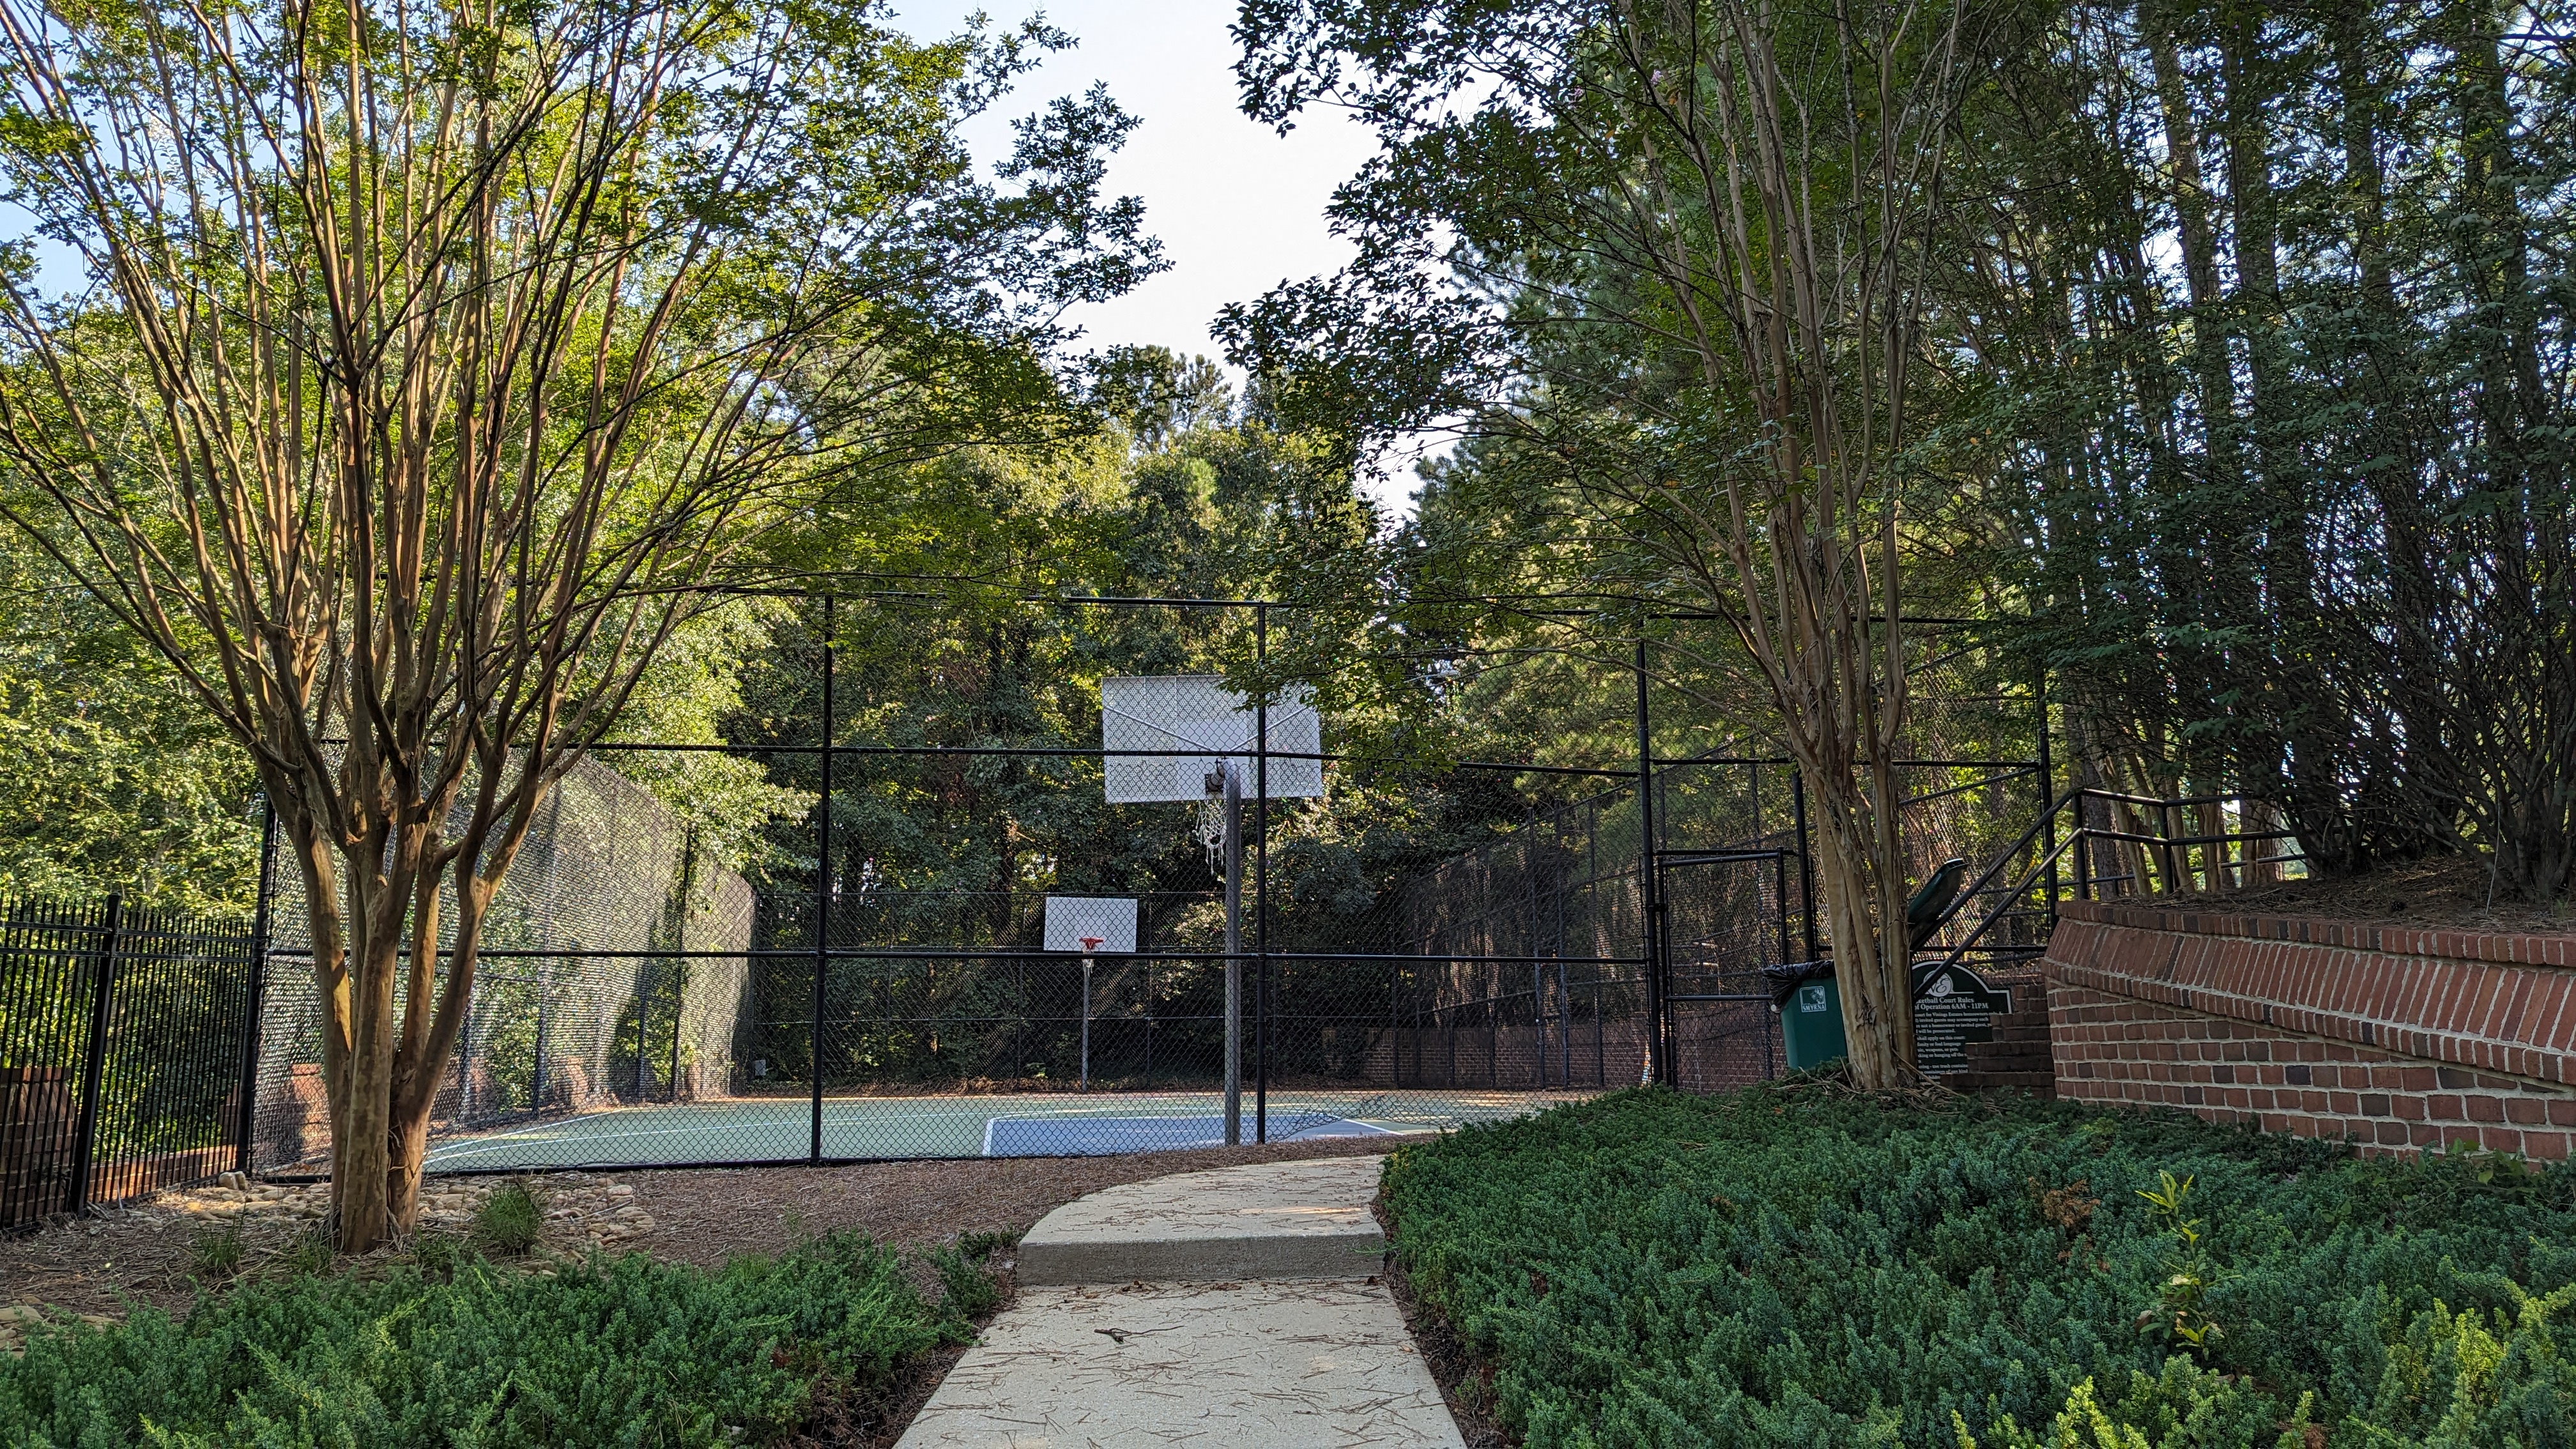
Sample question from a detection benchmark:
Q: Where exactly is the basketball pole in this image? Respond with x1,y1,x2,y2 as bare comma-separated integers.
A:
1221,760,1244,1145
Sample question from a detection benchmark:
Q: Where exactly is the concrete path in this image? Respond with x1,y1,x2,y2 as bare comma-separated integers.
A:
1016,1156,1392,1285
896,1156,1465,1449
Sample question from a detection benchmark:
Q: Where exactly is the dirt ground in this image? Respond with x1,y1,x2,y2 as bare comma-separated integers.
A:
0,1133,1413,1322
2149,852,2574,936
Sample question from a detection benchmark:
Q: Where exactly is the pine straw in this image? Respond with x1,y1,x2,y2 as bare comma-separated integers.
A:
2137,852,2573,936
0,1133,1411,1318
621,1132,1414,1272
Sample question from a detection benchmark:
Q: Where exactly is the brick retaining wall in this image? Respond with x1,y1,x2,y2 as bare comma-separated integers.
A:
2044,899,2576,1159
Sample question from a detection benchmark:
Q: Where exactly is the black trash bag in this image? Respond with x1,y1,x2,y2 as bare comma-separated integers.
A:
1759,958,1835,1007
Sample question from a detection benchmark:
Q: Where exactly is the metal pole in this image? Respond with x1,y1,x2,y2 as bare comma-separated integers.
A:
1222,762,1242,1144
531,976,548,1110
1558,960,1571,1087
236,799,277,1174
69,893,122,1214
1255,602,1269,1144
634,970,652,1101
2036,668,2058,922
2076,798,2093,901
1791,769,1819,962
1533,960,1545,1088
1080,956,1092,1092
811,595,833,1163
1634,639,1666,1086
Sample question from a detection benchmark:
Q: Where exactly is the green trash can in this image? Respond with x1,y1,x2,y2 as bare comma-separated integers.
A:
1765,961,1848,1071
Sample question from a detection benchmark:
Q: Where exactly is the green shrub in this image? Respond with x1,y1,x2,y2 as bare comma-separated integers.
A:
0,1233,960,1447
1381,1086,2576,1448
410,1231,463,1281
469,1182,544,1257
931,1246,1002,1322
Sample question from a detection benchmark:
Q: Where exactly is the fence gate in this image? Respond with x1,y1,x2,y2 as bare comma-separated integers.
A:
1657,851,1795,1092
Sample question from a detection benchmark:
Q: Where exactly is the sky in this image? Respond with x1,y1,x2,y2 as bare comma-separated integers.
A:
888,0,1436,514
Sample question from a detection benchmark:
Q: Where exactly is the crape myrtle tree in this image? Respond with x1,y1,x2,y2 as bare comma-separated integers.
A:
1227,0,2009,1085
0,0,1156,1248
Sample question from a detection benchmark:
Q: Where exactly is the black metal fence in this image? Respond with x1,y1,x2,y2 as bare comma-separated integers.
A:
0,894,260,1229
0,587,2352,1211
0,595,2082,1193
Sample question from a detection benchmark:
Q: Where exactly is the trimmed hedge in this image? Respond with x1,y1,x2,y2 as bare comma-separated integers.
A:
0,1232,978,1447
1382,1085,2576,1446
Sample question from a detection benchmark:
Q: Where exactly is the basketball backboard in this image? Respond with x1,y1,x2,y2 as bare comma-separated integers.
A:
1043,896,1138,954
1099,675,1324,804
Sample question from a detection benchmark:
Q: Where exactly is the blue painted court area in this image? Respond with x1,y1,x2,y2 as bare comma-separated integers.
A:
413,1088,1566,1174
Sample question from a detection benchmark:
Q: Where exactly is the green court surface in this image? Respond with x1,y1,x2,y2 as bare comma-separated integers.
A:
418,1088,1589,1173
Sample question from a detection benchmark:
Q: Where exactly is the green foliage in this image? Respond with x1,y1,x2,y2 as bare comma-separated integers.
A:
2348,1281,2576,1447
278,1223,335,1278
1955,1361,2316,1449
0,1234,956,1448
186,1225,243,1282
930,1245,1002,1322
410,1233,463,1282
1381,1087,2576,1446
2133,1172,2227,1359
468,1184,545,1258
0,535,256,910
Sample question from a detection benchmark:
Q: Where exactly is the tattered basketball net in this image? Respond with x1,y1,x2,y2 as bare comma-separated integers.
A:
1079,936,1105,956
1195,792,1226,871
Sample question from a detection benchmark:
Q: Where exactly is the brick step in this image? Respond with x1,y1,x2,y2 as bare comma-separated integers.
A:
1986,1023,2051,1044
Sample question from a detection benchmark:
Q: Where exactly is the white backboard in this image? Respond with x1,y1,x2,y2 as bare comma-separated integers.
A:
1100,675,1324,804
1043,896,1138,954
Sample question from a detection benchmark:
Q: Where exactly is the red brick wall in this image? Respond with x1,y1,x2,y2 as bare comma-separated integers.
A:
2046,900,2576,1160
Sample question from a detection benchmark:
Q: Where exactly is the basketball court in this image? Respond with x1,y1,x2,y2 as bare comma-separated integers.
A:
415,1087,1582,1173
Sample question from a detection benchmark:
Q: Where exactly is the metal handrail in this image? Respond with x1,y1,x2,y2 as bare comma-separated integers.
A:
1912,788,2312,995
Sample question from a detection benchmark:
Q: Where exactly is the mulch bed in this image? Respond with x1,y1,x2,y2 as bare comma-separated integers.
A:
0,1133,1413,1319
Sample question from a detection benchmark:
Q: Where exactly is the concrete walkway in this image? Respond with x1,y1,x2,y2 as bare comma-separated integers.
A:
896,1156,1465,1448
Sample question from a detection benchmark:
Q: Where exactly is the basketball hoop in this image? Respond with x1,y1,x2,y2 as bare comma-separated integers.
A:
1045,900,1135,1097
1195,789,1226,871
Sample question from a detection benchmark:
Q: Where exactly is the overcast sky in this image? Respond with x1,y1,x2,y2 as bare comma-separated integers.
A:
889,0,1434,514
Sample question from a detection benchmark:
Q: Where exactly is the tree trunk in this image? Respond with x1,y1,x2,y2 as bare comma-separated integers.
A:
1805,766,1910,1086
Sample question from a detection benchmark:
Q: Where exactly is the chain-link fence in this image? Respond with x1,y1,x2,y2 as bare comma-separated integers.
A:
252,756,756,1172
231,600,2053,1177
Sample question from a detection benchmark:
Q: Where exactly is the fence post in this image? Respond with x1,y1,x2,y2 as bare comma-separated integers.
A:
811,593,833,1163
2075,798,2093,901
634,972,650,1102
1634,639,1667,1087
532,979,548,1110
236,801,277,1175
68,893,123,1215
1252,602,1269,1140
1791,769,1818,962
2036,670,2058,923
